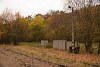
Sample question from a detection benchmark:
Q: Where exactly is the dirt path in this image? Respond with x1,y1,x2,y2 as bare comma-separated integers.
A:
0,45,62,67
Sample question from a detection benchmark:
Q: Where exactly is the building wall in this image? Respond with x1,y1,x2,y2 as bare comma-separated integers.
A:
53,40,72,50
53,40,66,50
66,41,72,50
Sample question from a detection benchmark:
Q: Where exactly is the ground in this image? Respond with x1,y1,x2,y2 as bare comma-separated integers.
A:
0,45,59,67
0,44,100,67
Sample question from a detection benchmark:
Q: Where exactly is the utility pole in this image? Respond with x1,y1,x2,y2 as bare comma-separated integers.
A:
68,6,75,50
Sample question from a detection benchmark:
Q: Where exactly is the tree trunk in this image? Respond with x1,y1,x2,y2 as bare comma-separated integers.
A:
85,43,88,52
85,42,92,53
98,43,100,54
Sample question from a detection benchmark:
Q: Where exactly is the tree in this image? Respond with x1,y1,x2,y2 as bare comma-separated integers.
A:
0,8,15,44
12,16,30,44
64,0,100,53
29,14,45,42
44,11,72,40
94,5,100,54
0,10,30,45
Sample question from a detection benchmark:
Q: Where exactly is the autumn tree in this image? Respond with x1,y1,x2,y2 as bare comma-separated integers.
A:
94,5,100,54
64,0,100,53
0,8,15,44
29,14,45,42
44,11,72,40
0,9,30,45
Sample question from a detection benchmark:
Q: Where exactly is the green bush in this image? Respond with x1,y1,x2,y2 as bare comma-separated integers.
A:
79,43,86,53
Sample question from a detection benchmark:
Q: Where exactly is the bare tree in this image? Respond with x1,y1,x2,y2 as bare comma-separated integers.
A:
1,8,15,24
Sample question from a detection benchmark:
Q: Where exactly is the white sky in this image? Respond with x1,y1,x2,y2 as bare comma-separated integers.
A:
0,0,63,16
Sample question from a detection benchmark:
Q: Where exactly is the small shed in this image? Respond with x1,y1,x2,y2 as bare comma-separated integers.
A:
41,40,48,46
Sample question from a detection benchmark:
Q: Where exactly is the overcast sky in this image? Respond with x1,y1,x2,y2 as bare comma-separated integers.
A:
0,0,63,16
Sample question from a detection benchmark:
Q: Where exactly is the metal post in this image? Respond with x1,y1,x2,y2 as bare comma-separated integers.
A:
68,6,75,52
72,7,75,48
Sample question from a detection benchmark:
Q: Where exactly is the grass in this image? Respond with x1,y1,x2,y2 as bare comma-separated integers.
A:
19,42,43,47
7,42,100,67
19,42,52,48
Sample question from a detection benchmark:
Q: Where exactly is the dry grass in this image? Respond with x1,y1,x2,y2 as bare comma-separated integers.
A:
7,43,100,67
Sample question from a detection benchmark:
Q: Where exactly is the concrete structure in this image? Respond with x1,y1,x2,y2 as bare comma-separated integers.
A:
41,40,48,46
53,40,66,50
53,40,72,50
66,41,72,50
